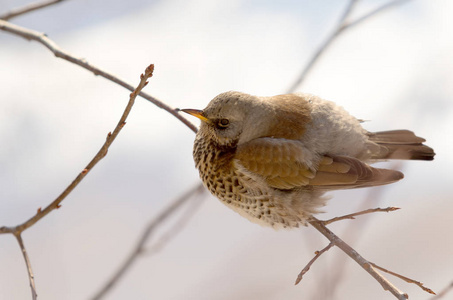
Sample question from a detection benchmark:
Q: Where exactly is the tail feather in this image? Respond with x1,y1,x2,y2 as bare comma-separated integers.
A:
368,130,435,161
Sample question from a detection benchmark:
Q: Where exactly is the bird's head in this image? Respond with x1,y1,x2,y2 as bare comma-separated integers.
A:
181,91,311,148
181,91,267,148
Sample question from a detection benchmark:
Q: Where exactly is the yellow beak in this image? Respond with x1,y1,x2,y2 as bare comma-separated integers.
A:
180,109,210,123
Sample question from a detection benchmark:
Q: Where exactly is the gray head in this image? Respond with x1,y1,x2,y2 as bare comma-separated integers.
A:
181,91,311,147
181,91,267,147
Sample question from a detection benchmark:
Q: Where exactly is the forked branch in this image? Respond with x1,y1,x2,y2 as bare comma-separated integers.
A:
1,64,155,236
309,217,407,299
0,64,155,298
286,0,414,92
370,262,435,295
0,20,197,133
308,217,435,299
295,242,334,285
91,183,205,300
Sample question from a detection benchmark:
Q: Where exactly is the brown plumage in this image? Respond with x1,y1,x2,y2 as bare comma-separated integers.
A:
368,130,435,160
182,91,435,228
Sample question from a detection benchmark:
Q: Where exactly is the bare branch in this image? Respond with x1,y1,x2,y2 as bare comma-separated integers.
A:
346,0,413,30
322,207,400,225
91,183,205,300
0,16,201,298
145,193,205,255
0,20,197,133
309,217,409,300
14,234,37,300
370,262,436,295
0,64,155,236
286,0,414,93
337,0,360,24
0,0,65,21
295,242,334,285
316,162,403,299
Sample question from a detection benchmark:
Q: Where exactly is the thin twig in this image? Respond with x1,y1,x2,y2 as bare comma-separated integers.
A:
145,193,205,255
316,162,403,300
370,262,436,295
295,242,334,285
346,0,412,29
0,64,154,236
286,0,358,93
0,20,197,133
309,217,409,300
0,0,65,21
14,233,37,300
0,12,200,299
322,207,400,225
430,281,453,300
286,0,414,93
91,183,205,300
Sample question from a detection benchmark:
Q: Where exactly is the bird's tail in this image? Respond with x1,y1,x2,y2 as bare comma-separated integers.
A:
368,130,435,161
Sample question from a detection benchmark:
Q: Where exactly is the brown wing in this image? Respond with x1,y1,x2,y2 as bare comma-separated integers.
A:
309,155,404,190
235,138,315,190
235,138,403,190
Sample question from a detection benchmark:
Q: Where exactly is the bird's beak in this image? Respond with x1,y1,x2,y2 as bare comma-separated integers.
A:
180,109,210,123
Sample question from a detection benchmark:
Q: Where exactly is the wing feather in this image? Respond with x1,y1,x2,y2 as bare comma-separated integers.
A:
235,137,403,191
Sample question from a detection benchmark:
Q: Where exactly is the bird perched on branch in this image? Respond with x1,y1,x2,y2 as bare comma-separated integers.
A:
181,91,435,229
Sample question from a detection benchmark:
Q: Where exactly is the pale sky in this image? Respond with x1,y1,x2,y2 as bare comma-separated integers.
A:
1,1,452,299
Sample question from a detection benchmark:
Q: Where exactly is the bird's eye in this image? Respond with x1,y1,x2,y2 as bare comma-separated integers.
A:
217,118,230,129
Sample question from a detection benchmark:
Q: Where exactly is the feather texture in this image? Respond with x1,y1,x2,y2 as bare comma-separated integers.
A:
368,130,435,160
235,137,403,191
184,91,435,228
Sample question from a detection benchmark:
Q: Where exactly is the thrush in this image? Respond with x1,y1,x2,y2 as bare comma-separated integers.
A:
181,91,435,229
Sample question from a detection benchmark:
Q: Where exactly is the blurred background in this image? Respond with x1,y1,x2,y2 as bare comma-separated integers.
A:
1,0,452,299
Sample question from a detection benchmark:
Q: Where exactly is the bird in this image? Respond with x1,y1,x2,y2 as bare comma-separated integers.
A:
181,91,435,229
